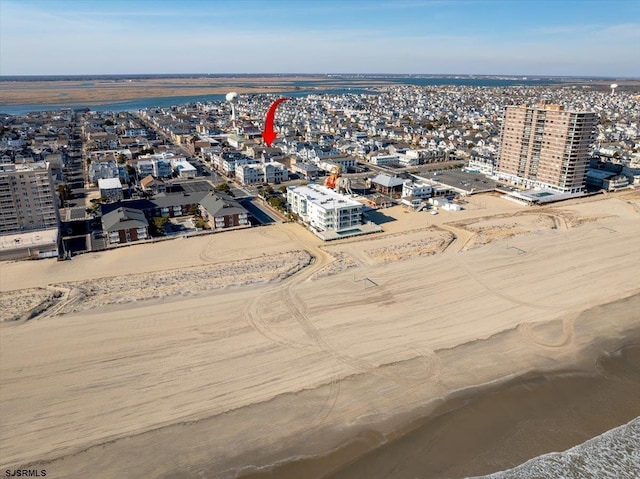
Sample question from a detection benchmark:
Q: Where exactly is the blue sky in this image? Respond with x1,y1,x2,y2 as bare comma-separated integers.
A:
1,0,638,76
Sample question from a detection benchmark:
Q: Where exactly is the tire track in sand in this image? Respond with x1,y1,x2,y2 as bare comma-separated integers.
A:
518,311,578,349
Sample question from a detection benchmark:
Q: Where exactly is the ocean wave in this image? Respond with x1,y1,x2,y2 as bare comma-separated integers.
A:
469,416,640,479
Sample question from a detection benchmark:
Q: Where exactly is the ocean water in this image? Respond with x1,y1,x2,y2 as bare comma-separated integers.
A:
470,417,640,479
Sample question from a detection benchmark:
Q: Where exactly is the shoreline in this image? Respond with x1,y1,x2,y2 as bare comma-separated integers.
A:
237,301,640,479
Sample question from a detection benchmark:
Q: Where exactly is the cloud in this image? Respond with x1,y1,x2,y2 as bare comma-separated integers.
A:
597,23,640,37
1,0,638,76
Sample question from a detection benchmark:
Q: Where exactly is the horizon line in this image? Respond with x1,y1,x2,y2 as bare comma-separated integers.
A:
0,73,638,80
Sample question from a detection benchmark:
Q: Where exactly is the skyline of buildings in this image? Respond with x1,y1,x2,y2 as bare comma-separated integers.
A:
1,79,638,258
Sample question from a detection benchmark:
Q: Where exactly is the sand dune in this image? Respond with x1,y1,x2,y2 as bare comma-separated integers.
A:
0,192,639,478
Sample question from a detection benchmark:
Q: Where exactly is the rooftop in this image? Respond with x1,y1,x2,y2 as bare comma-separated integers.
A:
418,169,498,194
289,184,361,209
371,174,405,188
98,177,123,190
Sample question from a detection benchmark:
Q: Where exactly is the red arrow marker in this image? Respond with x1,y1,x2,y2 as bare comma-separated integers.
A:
262,98,289,147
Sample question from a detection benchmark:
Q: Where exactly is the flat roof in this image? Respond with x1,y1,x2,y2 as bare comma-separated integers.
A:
98,177,123,189
312,222,383,241
586,169,617,180
418,169,498,194
290,184,362,209
0,161,49,173
0,228,59,251
506,189,586,204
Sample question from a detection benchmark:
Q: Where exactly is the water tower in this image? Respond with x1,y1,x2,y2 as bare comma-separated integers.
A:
226,91,239,132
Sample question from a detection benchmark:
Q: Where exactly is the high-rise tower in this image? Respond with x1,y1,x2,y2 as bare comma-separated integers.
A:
497,102,597,193
0,162,60,234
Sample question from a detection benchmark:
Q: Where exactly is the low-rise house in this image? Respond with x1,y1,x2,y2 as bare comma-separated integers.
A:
402,180,433,200
98,177,124,202
171,158,197,178
140,175,166,195
290,161,319,180
101,207,149,244
370,174,405,198
89,160,119,184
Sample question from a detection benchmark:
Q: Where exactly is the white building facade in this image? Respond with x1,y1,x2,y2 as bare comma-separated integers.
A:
287,184,363,232
236,162,289,185
402,180,433,199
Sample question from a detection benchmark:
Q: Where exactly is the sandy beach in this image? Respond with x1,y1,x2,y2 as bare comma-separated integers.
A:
0,191,639,478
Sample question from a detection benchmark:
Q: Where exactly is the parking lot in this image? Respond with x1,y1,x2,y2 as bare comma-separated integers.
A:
419,169,498,194
167,180,215,194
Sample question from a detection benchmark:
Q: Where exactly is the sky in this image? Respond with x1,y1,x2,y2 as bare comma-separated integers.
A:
0,0,639,77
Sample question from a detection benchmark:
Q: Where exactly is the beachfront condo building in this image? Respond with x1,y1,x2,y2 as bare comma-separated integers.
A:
287,184,363,232
497,102,597,193
0,162,60,234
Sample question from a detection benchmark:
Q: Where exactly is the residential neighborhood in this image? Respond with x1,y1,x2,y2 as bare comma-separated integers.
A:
1,83,639,260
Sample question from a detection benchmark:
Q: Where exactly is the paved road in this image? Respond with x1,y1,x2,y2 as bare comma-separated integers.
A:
238,198,277,225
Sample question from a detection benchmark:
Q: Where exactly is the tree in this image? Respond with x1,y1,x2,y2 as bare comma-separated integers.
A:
278,185,288,194
267,196,286,211
139,147,155,156
57,184,71,203
149,216,170,237
117,153,128,165
194,217,209,230
265,185,274,196
214,182,232,194
188,204,201,217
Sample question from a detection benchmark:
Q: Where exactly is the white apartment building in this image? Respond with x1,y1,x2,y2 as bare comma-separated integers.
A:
0,162,59,234
236,162,289,185
134,158,172,178
370,155,400,166
397,151,420,167
468,155,496,176
287,184,363,232
214,152,258,177
137,153,183,178
170,158,197,178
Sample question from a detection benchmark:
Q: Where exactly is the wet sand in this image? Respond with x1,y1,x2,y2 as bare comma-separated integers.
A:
239,296,640,479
